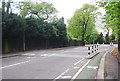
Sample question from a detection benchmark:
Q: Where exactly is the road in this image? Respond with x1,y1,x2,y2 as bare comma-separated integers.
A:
1,44,117,80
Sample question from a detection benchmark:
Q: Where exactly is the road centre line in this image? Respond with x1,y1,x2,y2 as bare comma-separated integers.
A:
74,58,85,66
71,59,91,80
0,60,30,69
54,69,70,80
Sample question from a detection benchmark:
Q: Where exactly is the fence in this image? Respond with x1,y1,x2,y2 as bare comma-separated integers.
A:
2,38,85,53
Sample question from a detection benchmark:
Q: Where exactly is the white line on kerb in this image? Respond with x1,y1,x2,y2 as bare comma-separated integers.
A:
74,58,85,66
71,60,91,80
54,69,70,80
0,60,30,69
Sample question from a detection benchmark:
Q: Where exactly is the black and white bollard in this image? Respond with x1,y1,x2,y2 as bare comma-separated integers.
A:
95,45,96,52
92,46,94,53
97,45,98,51
88,47,90,55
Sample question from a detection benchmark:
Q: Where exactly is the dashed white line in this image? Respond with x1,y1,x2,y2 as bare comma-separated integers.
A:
74,58,85,66
54,69,70,80
0,60,30,69
61,76,71,79
41,54,47,56
71,59,91,80
23,53,35,56
73,67,80,69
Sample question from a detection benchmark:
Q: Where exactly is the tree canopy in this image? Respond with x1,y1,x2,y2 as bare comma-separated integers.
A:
67,4,100,43
2,1,68,52
98,2,120,39
98,1,120,51
20,1,57,21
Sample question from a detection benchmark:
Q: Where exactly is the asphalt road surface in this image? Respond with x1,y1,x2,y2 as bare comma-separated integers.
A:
1,44,117,80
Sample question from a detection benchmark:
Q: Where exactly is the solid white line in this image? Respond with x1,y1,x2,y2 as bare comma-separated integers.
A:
55,69,70,79
71,59,91,79
74,58,85,66
0,60,30,69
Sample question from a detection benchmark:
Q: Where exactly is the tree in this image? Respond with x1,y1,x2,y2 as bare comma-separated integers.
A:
98,1,120,52
51,17,67,47
2,1,68,52
96,32,104,44
67,4,100,45
109,34,116,42
105,33,110,43
2,13,27,38
20,1,57,21
86,29,99,44
2,13,27,52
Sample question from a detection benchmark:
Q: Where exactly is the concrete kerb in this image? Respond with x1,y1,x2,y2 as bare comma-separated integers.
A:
0,54,22,59
96,51,108,80
96,48,114,80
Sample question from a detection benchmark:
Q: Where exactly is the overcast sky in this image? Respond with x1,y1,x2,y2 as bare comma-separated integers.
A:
46,0,97,23
12,0,105,24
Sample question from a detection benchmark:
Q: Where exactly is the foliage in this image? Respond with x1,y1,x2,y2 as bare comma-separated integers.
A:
96,32,104,44
25,17,52,38
2,1,68,52
20,1,57,21
67,4,100,43
98,1,120,40
2,13,27,38
98,1,120,51
51,17,68,46
86,29,99,44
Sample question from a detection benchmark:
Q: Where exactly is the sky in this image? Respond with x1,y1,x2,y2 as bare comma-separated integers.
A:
45,0,98,23
12,0,105,24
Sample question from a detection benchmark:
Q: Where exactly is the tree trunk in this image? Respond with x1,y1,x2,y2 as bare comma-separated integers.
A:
23,31,25,51
6,2,10,14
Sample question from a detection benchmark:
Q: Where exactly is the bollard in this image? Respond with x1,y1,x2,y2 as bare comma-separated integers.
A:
112,43,113,46
97,42,99,45
92,46,94,53
95,45,96,52
97,45,98,51
88,47,90,55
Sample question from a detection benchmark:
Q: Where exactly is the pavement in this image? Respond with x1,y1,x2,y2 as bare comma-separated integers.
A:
0,44,119,80
104,49,119,80
97,46,119,80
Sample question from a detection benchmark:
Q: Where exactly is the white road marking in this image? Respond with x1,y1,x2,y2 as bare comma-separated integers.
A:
41,54,47,56
87,66,98,69
27,57,36,59
23,53,35,56
27,57,31,59
54,69,70,80
74,58,85,66
73,67,80,69
61,51,68,53
40,54,56,57
0,60,30,69
61,76,71,79
71,60,91,80
49,54,55,56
